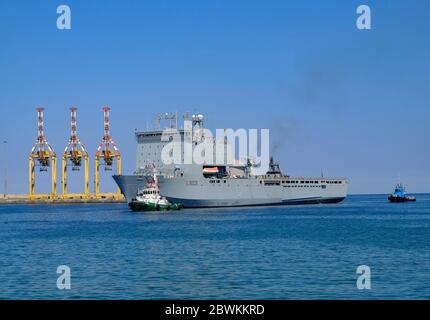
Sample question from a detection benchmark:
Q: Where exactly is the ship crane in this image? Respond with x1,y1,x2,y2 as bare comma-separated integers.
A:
94,107,121,196
62,107,89,198
29,107,57,198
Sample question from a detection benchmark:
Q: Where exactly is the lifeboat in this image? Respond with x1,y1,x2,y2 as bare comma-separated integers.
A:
203,167,219,174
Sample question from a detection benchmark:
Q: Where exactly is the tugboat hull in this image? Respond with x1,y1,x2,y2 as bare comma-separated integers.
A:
388,195,416,203
129,201,183,212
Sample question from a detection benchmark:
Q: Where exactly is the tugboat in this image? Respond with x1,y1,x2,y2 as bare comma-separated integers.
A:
128,169,183,212
388,183,416,203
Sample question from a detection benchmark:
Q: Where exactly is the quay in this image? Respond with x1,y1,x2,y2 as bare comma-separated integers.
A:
0,194,126,205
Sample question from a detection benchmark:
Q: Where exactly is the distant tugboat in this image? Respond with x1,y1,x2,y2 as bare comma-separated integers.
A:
388,183,416,203
128,169,183,212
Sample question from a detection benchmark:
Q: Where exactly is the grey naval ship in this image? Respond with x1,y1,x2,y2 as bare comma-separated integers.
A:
113,113,348,208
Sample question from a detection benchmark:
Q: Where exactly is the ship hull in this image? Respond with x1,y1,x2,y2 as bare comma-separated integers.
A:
163,196,345,208
113,175,348,208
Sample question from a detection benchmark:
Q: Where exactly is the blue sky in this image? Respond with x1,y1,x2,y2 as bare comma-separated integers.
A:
0,0,429,194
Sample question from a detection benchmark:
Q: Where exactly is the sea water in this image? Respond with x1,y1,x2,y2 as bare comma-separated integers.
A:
0,194,429,299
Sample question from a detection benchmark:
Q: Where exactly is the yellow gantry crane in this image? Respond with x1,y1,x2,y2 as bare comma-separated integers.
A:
62,107,90,199
94,107,122,198
29,107,57,199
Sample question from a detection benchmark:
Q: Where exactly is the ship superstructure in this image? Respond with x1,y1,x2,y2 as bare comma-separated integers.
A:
113,113,348,208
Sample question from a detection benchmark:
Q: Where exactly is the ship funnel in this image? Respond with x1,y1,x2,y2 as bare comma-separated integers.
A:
266,156,282,175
